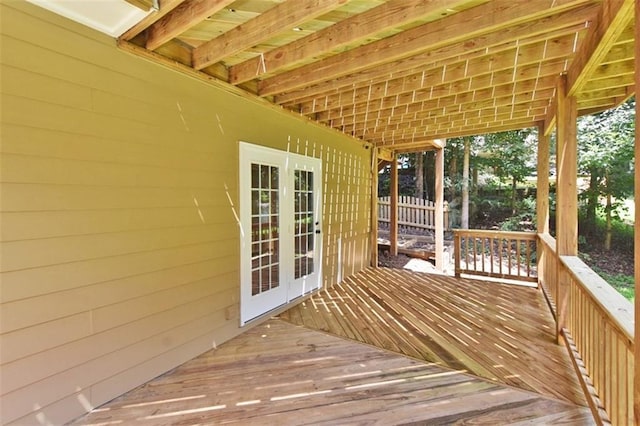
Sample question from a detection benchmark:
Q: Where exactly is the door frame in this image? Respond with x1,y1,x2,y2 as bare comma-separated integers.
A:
239,142,323,325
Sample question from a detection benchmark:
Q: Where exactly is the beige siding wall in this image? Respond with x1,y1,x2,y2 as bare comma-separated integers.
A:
0,3,372,425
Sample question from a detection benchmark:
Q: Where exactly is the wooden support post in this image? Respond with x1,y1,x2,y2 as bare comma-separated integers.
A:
390,153,398,256
371,146,379,267
537,122,551,290
435,143,445,271
634,1,640,422
555,74,578,343
537,123,550,235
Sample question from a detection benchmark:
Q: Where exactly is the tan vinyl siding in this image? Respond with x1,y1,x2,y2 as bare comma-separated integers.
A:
0,2,372,425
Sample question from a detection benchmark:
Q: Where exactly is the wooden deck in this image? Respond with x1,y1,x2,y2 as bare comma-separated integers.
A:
280,267,587,407
73,319,593,425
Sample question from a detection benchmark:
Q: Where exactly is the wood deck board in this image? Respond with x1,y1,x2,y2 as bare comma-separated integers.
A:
73,319,593,425
282,267,587,407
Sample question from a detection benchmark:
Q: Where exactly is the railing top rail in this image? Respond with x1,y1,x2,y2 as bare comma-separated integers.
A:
452,229,537,240
560,255,634,348
537,232,556,252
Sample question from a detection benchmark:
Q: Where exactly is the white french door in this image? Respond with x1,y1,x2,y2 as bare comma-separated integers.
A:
239,143,322,325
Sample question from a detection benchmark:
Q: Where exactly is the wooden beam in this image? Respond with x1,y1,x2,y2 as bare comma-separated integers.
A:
228,0,464,85
193,0,347,71
554,74,578,342
536,123,550,290
390,154,398,257
434,144,445,271
120,0,185,40
276,5,598,106
145,0,236,51
634,1,640,423
371,147,379,268
373,120,542,147
259,0,596,96
377,147,393,162
566,0,635,96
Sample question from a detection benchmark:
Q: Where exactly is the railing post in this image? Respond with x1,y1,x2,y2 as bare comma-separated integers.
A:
555,74,578,343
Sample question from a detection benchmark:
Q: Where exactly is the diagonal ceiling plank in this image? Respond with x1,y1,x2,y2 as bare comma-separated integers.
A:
192,0,348,71
228,0,467,85
271,2,598,103
566,0,635,95
257,0,593,96
146,0,236,51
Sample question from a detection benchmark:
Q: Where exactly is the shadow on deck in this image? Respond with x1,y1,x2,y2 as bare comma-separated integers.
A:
72,268,593,425
280,267,587,407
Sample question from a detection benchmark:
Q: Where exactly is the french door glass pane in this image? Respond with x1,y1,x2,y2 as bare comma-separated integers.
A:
251,164,279,296
294,170,314,279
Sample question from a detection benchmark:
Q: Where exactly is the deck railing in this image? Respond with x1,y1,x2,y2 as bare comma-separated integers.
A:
440,229,636,424
537,232,558,316
453,229,537,282
378,196,449,231
562,256,634,425
455,230,635,424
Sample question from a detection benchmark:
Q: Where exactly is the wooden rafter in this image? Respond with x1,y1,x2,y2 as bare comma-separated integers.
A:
119,0,634,146
566,0,635,96
274,4,598,105
120,0,185,40
228,0,464,85
193,0,348,71
258,0,593,96
145,0,236,51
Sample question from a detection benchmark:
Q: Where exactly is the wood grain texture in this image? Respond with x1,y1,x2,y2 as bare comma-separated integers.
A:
281,267,588,407
71,319,594,425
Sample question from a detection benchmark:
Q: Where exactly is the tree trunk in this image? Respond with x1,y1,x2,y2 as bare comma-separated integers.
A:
461,138,470,228
605,171,612,250
415,152,424,199
511,175,517,215
449,155,457,201
585,169,600,236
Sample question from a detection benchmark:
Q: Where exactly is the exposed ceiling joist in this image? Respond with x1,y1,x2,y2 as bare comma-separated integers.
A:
229,0,464,85
101,0,635,146
193,0,348,70
566,0,635,96
146,0,236,50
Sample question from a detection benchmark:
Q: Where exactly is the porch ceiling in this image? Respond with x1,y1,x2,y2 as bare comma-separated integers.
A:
121,0,635,152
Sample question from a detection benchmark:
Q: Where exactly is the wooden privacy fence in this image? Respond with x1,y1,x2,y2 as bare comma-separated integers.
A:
453,229,537,282
378,196,449,231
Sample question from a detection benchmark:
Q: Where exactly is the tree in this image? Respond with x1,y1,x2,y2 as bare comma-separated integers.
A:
481,129,537,214
577,98,635,249
415,152,424,199
461,137,471,229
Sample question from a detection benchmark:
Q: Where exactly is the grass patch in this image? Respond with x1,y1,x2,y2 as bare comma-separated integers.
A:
594,269,635,302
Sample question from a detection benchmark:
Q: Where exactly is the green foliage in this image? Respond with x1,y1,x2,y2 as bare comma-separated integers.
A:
578,98,635,234
593,268,634,302
480,129,537,186
499,196,536,231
